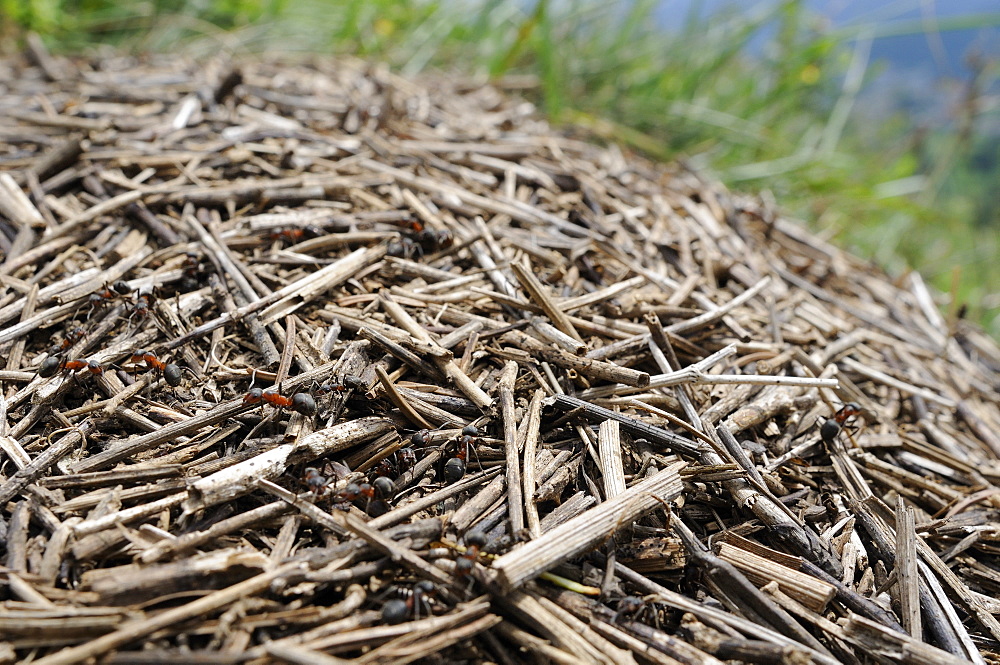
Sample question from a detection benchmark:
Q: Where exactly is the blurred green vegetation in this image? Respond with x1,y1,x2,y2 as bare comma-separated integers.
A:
2,0,998,335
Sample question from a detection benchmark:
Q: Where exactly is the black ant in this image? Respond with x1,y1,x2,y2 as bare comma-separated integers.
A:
386,236,422,260
381,580,438,624
179,251,211,291
129,350,187,387
267,226,323,244
416,228,454,253
443,425,479,483
38,357,103,379
819,402,862,444
48,326,87,356
243,387,317,416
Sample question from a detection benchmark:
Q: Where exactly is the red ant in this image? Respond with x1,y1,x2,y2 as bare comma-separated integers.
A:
179,251,210,291
84,280,131,318
416,228,454,252
48,326,87,356
819,402,862,444
303,467,328,495
454,530,488,579
443,425,479,483
267,226,322,244
130,286,157,318
243,387,317,416
129,350,186,387
38,357,103,379
381,581,438,624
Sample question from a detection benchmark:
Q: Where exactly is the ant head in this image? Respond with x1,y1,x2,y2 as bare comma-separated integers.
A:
291,392,317,416
87,360,103,374
112,280,131,295
245,387,264,402
414,580,436,596
464,531,488,549
844,401,861,413
411,430,430,446
304,225,323,238
461,425,479,437
38,357,62,378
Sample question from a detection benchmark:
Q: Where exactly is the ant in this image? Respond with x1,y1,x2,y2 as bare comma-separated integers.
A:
48,326,87,356
443,425,479,483
315,375,367,396
38,357,103,379
129,350,186,387
386,236,422,260
243,387,317,416
819,402,862,444
267,226,323,244
130,286,157,319
454,530,488,579
84,280,131,318
381,580,438,625
416,228,453,253
179,251,211,291
303,467,328,496
333,478,394,513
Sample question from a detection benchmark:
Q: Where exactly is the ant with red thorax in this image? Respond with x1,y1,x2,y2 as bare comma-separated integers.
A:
243,387,317,416
129,350,190,387
819,402,862,444
48,326,87,356
443,425,480,483
37,357,103,379
81,280,132,319
266,226,323,244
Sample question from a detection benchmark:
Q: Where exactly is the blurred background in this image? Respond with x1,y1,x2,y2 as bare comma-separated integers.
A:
2,0,998,336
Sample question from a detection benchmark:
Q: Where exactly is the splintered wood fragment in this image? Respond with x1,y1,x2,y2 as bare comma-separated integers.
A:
374,365,433,429
31,563,299,665
491,462,684,591
714,542,835,613
378,291,492,409
840,615,970,665
295,488,453,587
521,389,545,538
510,259,583,342
550,395,703,457
500,361,524,534
502,329,649,387
895,496,921,639
0,421,94,505
598,420,627,499
184,416,393,514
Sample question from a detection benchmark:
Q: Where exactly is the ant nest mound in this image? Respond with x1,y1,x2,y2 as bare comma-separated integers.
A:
2,46,999,664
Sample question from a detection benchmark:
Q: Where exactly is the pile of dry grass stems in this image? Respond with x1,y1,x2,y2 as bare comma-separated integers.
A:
1,42,999,665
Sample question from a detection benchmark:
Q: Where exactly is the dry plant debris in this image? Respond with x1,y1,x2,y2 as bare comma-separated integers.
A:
0,44,999,665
